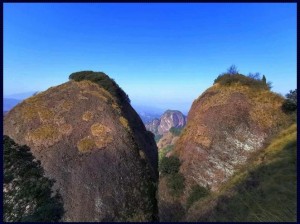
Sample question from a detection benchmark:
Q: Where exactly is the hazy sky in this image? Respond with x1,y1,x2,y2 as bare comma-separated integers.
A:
4,3,296,113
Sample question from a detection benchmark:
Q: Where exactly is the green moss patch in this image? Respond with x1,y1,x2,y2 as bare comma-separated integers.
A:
119,116,130,131
91,123,111,137
82,111,94,121
26,124,61,147
77,137,96,153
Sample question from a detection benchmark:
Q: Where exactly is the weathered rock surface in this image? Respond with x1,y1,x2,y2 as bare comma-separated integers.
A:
4,77,158,222
158,82,291,222
174,83,289,193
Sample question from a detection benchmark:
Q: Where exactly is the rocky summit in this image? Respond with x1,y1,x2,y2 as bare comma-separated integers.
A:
3,71,158,222
175,82,289,192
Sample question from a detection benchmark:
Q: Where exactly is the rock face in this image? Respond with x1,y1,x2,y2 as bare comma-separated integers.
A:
145,118,161,135
145,110,187,136
157,81,291,222
4,75,158,222
174,83,289,193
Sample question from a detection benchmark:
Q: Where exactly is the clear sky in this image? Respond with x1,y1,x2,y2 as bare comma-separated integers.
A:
4,3,297,113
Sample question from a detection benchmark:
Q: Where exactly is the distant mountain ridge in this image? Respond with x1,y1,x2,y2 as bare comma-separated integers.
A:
4,91,39,112
132,104,165,123
3,98,22,112
145,110,187,136
5,91,37,100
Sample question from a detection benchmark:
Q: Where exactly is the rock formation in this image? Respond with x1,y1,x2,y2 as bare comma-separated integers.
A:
4,71,158,222
175,82,289,192
145,110,187,136
158,76,292,221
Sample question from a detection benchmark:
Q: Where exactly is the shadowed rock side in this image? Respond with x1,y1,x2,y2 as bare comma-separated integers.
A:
4,79,158,222
158,82,291,221
121,100,158,180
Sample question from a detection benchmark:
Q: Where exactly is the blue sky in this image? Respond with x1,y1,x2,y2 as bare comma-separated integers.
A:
4,3,296,113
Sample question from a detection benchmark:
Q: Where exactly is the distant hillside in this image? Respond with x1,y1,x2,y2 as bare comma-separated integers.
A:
145,110,187,136
4,91,39,112
132,104,164,123
5,91,37,100
145,110,187,155
3,98,21,111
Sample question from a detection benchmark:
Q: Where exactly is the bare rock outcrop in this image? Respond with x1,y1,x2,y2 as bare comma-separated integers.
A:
175,83,289,192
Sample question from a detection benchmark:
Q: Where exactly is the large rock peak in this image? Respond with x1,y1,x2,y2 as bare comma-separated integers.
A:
174,83,289,192
4,72,158,222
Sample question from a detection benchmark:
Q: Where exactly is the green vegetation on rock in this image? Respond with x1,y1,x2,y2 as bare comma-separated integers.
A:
169,126,184,136
159,154,185,197
158,145,174,161
214,65,271,90
186,185,210,208
69,71,130,104
214,73,270,90
282,89,297,113
3,136,64,222
166,173,185,197
159,155,181,176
